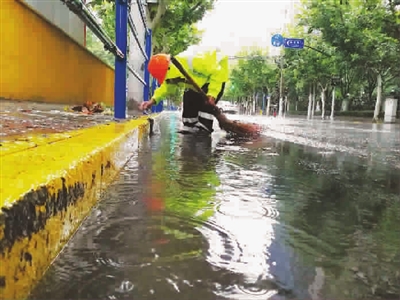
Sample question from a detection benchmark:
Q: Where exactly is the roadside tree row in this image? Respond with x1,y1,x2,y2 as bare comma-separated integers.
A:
225,0,400,121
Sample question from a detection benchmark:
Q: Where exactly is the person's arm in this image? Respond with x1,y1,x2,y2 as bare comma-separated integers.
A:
153,81,181,101
140,83,170,110
152,83,169,104
206,55,229,102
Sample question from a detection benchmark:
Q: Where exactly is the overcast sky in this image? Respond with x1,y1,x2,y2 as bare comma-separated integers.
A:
182,0,300,57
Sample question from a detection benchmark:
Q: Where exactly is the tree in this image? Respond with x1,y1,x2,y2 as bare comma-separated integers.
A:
151,22,204,55
297,0,400,121
87,0,216,55
85,0,116,68
148,0,214,54
225,47,278,115
283,22,340,119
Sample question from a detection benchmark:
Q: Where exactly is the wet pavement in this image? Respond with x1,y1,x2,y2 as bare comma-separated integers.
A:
236,115,400,169
0,100,142,139
29,112,400,300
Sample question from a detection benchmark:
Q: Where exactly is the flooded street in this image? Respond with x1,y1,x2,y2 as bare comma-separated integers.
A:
29,112,400,300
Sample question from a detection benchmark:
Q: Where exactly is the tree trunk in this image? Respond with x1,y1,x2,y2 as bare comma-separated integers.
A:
286,97,290,113
148,0,167,30
283,96,286,117
321,87,326,119
373,73,383,122
279,97,284,117
253,92,257,115
266,95,271,117
307,86,312,119
330,86,336,120
311,84,316,118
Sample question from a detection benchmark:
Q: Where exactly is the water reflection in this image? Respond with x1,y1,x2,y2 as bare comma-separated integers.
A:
29,113,400,300
199,144,280,299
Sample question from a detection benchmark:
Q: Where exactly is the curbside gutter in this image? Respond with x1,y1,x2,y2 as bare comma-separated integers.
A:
0,115,158,300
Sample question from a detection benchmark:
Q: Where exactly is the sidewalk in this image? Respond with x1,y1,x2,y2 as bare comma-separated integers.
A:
0,99,143,138
0,99,157,300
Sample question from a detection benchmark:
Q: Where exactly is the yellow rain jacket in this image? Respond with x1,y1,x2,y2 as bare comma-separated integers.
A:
152,50,229,105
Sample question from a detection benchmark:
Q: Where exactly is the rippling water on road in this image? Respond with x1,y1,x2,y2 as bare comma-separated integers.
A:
233,114,400,168
29,112,400,300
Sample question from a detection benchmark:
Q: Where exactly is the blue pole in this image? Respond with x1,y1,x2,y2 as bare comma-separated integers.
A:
114,0,128,119
155,81,163,112
143,29,152,103
152,77,158,96
151,77,157,113
157,100,163,112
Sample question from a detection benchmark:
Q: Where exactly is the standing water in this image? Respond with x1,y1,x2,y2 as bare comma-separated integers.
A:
29,112,400,300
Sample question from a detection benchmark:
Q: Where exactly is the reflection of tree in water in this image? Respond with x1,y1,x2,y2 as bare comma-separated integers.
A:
150,130,221,221
270,141,400,299
141,119,262,299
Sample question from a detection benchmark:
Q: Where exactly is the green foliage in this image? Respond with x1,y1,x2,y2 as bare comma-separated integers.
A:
152,23,203,55
302,0,399,74
149,0,214,54
225,1,400,118
225,47,277,102
88,0,115,41
86,0,215,55
283,24,338,94
85,0,116,68
86,30,115,68
280,0,400,116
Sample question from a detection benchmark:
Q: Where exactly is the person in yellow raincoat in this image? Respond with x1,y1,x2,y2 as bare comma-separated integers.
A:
139,49,229,134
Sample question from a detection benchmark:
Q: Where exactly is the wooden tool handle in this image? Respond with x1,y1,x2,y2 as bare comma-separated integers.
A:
170,56,208,100
170,56,258,137
170,56,221,117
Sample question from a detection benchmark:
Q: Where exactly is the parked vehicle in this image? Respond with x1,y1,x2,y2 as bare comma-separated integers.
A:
218,100,239,114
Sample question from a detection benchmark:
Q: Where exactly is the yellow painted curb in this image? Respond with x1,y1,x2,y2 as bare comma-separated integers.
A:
0,115,157,300
0,132,82,157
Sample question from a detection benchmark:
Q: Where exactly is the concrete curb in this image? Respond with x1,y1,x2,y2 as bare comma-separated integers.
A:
0,115,158,300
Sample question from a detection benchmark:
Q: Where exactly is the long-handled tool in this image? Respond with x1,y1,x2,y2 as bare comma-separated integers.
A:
170,56,261,137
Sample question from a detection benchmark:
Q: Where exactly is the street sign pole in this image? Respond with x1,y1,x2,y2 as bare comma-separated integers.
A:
279,57,284,117
271,34,305,117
